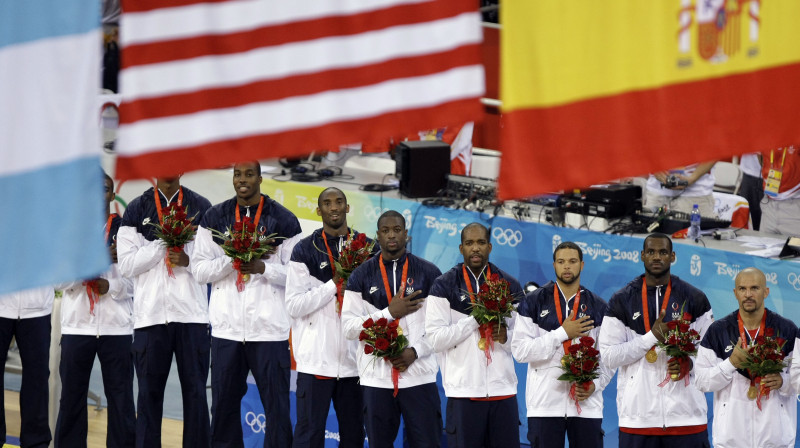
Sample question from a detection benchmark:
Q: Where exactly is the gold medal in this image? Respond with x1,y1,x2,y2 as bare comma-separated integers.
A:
478,338,486,350
242,273,250,283
670,372,680,381
645,348,658,363
747,386,758,400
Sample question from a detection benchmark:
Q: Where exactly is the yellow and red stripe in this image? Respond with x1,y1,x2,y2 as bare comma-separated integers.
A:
498,0,800,198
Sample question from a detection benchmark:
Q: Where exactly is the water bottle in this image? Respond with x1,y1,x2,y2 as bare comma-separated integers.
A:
688,204,701,240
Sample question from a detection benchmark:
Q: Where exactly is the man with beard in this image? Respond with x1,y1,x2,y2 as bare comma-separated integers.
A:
342,210,443,447
286,187,374,447
696,268,797,447
192,161,302,447
117,174,212,447
599,233,714,448
512,241,611,447
426,222,523,448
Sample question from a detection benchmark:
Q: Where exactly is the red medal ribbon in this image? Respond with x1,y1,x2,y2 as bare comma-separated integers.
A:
322,230,350,316
642,277,672,354
738,310,768,409
553,284,582,355
104,214,116,245
463,265,495,363
83,280,100,316
379,255,408,396
378,255,409,305
232,196,264,292
154,188,184,278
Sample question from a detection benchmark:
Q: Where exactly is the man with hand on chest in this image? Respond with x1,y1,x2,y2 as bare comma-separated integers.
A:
426,222,523,448
192,160,302,448
599,233,714,448
286,187,374,448
342,210,443,448
513,241,611,448
696,267,797,448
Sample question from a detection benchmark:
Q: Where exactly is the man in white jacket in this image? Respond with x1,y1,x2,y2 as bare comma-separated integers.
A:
0,286,54,448
192,161,302,447
55,172,135,447
426,222,523,448
286,187,372,448
512,241,611,448
696,267,797,448
599,233,714,448
342,210,443,447
117,174,212,447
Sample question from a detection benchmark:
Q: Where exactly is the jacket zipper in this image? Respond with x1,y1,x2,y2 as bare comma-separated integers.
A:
242,283,247,345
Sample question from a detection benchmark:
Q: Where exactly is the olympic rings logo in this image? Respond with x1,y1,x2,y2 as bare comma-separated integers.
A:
788,272,800,291
245,411,266,433
492,227,523,247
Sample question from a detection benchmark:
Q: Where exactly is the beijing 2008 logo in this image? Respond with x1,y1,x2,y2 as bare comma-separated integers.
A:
492,227,523,247
677,0,761,67
245,411,266,433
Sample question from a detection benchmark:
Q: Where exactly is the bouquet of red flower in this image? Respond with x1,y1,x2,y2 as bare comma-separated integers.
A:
359,317,408,396
332,233,375,315
737,327,788,410
148,203,197,278
210,216,278,292
468,273,517,364
557,336,600,414
656,310,700,387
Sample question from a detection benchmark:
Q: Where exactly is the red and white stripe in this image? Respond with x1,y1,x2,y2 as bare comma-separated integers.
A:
116,0,484,180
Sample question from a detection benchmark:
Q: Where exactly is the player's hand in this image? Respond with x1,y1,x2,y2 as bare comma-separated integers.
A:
574,381,596,401
652,310,669,343
388,290,423,319
389,348,417,372
762,373,783,391
493,324,508,344
729,337,748,369
168,248,189,267
562,312,593,340
238,259,265,275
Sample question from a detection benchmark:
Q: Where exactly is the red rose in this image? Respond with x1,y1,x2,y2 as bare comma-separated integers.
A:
388,329,398,339
485,300,499,311
375,338,389,350
363,318,374,328
252,241,260,250
765,327,775,337
689,329,699,337
684,342,696,352
388,320,399,329
350,237,364,251
489,273,500,282
580,336,594,348
667,321,678,330
668,335,678,345
364,345,374,354
678,323,690,333
233,221,243,232
568,344,580,355
570,365,580,375
376,317,388,327
682,312,692,321
479,283,489,293
582,359,596,372
755,336,766,345
246,221,256,233
777,337,787,347
586,347,600,357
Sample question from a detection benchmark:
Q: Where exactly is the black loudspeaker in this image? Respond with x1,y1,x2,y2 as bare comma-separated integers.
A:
395,140,450,198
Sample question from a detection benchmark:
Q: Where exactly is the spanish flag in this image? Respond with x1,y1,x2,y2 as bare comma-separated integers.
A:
498,0,800,199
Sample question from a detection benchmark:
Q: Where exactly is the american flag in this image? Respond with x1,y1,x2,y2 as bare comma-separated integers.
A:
116,0,485,180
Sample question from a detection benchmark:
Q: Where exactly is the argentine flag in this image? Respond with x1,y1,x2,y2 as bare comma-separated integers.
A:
0,1,109,294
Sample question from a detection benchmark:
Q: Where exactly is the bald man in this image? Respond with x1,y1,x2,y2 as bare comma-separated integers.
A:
695,268,797,448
